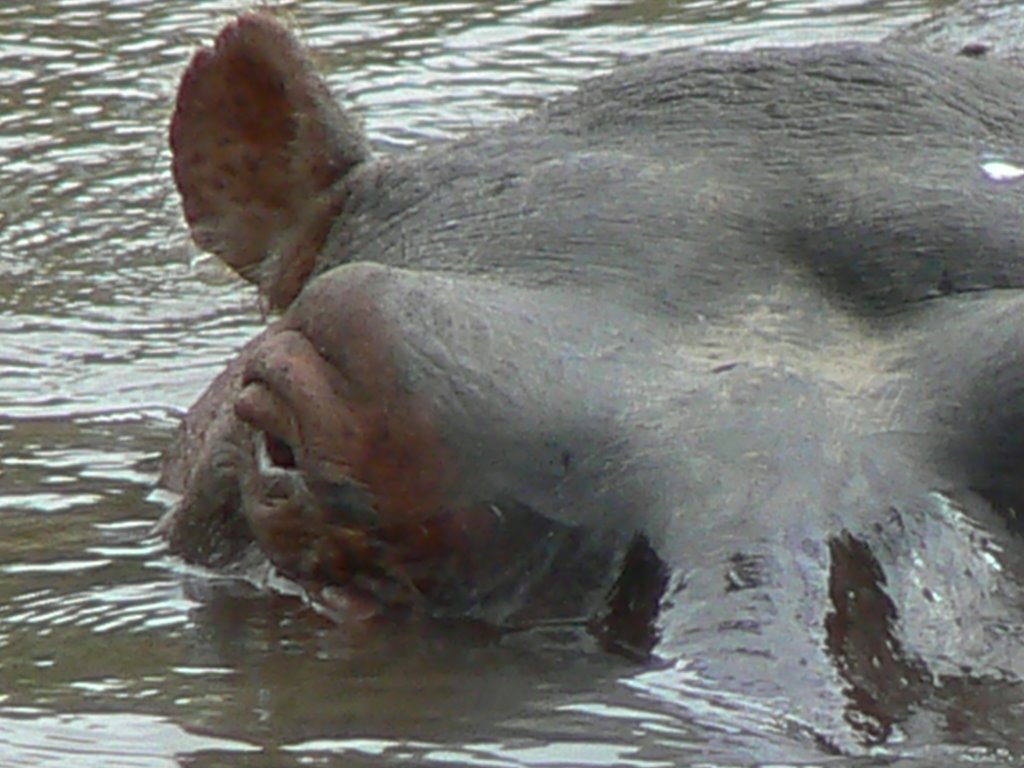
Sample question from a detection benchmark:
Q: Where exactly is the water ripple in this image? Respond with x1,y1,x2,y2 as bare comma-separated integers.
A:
0,710,259,768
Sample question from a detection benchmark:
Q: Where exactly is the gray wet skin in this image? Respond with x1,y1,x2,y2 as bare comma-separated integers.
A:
159,2,1024,751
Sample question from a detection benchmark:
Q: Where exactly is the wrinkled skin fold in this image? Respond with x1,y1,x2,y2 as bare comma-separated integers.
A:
157,1,1024,753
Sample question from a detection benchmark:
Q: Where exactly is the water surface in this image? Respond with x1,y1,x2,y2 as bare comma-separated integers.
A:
0,1,973,765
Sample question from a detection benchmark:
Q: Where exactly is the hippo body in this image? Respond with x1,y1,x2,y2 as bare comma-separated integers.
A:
159,5,1024,750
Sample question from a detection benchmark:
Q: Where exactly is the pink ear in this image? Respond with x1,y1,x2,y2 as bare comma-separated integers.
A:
170,11,370,309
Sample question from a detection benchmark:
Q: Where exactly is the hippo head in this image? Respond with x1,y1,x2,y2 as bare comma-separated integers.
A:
158,7,1024,749
157,14,663,641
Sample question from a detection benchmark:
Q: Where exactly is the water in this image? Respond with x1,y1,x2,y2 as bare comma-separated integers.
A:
0,1,973,766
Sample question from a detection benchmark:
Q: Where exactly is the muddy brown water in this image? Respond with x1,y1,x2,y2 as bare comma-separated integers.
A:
0,1,991,766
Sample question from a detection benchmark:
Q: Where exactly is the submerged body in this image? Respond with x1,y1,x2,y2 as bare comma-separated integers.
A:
159,2,1024,752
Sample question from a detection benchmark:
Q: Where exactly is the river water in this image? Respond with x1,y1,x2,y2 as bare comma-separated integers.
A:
0,1,986,766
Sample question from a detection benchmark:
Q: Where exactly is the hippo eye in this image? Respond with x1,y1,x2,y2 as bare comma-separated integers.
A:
263,432,296,470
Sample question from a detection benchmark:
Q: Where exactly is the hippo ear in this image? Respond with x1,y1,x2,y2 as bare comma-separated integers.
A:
170,11,371,310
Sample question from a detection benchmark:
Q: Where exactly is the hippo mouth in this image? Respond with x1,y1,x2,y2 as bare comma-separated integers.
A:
228,326,637,627
231,328,482,612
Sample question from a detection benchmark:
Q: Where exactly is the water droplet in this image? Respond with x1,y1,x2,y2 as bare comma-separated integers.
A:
981,160,1024,182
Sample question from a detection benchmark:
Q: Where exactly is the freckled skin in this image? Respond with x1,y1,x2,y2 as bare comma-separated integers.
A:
158,4,1024,753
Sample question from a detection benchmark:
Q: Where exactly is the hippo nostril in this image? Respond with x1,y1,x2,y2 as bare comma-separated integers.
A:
264,432,296,469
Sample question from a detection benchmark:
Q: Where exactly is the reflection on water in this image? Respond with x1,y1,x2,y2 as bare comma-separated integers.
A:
0,0,958,765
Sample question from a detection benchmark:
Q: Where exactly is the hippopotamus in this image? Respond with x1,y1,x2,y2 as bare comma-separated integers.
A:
157,3,1024,751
